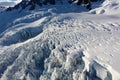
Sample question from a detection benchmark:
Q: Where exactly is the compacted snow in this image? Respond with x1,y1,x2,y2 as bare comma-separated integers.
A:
0,0,120,80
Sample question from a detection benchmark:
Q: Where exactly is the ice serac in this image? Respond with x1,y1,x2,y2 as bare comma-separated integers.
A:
0,37,113,80
40,48,112,80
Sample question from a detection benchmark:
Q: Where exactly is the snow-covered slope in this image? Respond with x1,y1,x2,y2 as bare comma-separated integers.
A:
0,0,120,80
90,0,120,14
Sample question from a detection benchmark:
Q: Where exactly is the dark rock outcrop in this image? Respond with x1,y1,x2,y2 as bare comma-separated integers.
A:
6,0,103,11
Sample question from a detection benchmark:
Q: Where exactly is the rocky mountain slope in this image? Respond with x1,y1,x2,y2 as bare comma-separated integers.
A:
8,0,101,11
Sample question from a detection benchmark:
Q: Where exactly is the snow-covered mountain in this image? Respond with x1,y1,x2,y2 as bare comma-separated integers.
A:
0,0,120,80
0,1,17,12
0,1,16,7
8,0,101,11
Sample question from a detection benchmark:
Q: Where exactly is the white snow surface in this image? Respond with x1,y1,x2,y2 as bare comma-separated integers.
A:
0,0,120,80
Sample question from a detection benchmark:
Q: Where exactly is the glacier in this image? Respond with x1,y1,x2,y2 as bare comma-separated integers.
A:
0,0,120,80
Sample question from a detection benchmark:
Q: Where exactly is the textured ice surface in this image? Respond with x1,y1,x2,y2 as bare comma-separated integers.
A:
0,0,120,80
